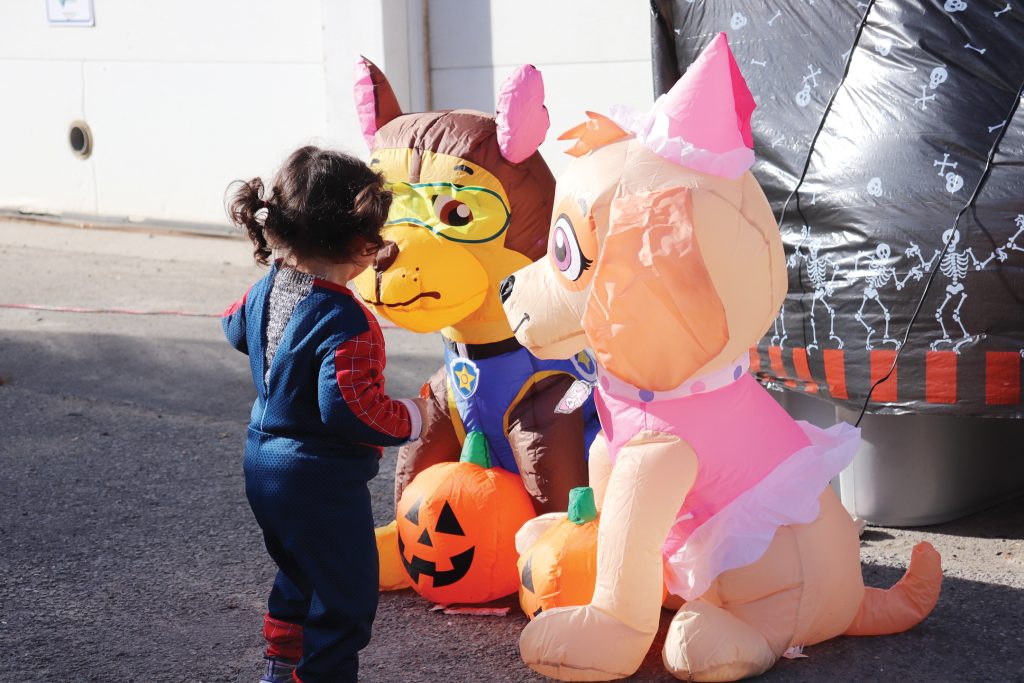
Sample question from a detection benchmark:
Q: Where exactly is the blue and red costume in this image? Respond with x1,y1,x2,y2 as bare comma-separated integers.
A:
223,264,418,683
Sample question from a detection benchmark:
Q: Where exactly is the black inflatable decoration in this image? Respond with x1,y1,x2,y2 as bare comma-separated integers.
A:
652,0,1024,417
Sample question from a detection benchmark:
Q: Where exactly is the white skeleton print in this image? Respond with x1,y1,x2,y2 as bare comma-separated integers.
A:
771,304,788,347
906,228,996,353
854,244,922,350
786,225,845,352
1001,214,1024,258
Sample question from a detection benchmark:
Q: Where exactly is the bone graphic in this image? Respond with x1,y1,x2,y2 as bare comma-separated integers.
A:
803,64,822,88
933,153,958,176
995,3,1011,17
914,86,937,110
964,43,987,54
751,59,768,67
767,10,782,25
988,120,1007,133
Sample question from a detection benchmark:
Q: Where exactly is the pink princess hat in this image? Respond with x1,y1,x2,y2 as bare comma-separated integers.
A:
609,32,756,180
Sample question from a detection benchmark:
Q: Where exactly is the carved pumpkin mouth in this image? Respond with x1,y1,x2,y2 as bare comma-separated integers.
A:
398,533,475,587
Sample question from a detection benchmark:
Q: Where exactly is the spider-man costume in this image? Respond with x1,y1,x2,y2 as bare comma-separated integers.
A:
223,263,420,683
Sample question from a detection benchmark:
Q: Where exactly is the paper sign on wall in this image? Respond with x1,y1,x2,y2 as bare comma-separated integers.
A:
47,0,95,26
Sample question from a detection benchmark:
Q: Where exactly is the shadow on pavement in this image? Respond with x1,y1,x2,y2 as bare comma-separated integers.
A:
1,321,1021,681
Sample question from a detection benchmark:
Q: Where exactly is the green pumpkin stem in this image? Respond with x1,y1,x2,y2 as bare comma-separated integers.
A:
460,431,492,468
568,487,597,525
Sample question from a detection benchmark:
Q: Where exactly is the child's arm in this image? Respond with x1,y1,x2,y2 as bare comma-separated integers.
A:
221,289,250,354
318,328,423,447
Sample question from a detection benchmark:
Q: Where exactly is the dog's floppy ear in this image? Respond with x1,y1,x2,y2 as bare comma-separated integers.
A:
354,56,404,149
582,187,728,391
495,65,549,164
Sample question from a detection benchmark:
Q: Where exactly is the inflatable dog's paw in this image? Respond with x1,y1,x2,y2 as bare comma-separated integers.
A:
520,604,652,681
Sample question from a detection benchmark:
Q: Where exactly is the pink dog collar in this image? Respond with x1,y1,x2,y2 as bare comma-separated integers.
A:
597,354,751,403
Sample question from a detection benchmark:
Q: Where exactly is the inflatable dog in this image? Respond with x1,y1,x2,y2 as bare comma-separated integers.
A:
352,59,601,593
501,34,942,681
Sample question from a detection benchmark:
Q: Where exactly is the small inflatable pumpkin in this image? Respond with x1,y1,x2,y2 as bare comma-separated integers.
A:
396,431,536,603
518,487,600,619
517,487,673,619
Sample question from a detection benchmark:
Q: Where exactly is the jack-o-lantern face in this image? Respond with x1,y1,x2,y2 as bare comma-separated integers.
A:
397,496,474,588
395,431,536,604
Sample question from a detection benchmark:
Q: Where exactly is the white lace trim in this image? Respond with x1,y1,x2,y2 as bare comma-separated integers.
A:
663,421,860,600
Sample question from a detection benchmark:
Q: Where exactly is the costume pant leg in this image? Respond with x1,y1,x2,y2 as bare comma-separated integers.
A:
289,476,379,683
247,444,314,662
246,438,379,683
262,530,311,662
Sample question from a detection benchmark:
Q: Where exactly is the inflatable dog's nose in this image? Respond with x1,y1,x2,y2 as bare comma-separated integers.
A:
374,240,399,272
499,275,515,303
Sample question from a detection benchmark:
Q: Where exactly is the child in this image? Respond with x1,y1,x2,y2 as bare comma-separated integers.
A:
222,145,425,683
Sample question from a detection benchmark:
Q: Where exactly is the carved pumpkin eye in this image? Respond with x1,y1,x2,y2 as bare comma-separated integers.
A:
432,194,473,227
435,501,465,536
519,555,542,618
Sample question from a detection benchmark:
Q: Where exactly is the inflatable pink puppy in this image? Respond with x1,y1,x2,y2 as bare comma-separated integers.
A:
501,33,942,682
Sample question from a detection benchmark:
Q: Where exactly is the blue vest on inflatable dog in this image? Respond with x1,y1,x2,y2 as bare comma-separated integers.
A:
443,341,601,473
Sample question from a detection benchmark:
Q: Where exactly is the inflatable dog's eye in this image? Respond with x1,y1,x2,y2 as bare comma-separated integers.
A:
432,194,473,227
551,214,592,281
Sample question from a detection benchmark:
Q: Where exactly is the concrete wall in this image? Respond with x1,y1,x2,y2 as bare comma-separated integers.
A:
0,1,329,224
0,0,651,226
428,0,653,177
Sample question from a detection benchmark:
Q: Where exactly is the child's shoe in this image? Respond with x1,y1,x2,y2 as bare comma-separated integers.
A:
260,656,298,683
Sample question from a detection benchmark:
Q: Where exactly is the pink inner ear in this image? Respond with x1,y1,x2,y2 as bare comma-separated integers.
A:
353,58,378,149
495,65,549,164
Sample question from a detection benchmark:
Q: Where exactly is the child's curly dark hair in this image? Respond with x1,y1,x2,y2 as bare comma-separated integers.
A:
226,145,392,266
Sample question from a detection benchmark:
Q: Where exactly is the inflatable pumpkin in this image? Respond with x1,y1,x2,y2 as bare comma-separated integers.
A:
517,487,673,620
395,430,536,604
517,487,600,619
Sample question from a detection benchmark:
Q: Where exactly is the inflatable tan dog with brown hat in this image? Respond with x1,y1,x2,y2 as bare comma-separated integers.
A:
500,34,942,681
351,58,602,598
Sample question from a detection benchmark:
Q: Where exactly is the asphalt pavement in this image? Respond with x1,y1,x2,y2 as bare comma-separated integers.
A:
1,219,1021,682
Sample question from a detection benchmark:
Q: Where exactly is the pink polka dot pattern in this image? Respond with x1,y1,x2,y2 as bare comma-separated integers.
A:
597,355,750,404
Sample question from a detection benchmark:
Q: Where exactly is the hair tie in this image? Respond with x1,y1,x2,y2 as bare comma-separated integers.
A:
254,200,271,226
